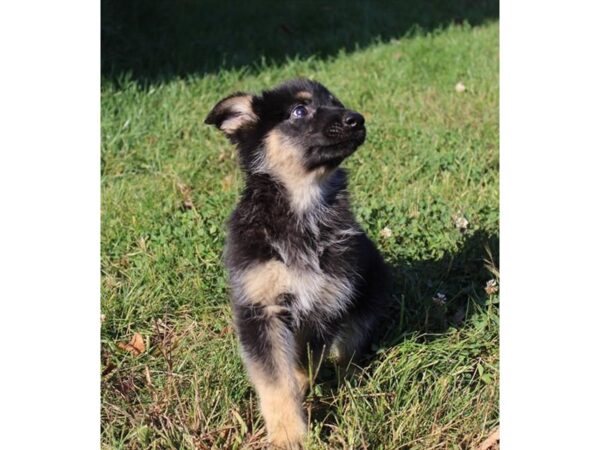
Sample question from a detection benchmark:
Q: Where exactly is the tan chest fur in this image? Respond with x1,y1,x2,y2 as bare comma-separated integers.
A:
237,259,353,315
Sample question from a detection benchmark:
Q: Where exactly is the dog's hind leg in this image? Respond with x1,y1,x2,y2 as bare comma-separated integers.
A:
329,310,379,370
329,288,389,370
235,303,306,449
331,242,391,369
294,328,329,395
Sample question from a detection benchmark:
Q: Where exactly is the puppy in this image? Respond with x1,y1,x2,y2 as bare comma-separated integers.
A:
205,79,389,449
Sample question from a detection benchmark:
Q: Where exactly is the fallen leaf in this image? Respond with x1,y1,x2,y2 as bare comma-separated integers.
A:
476,427,499,450
117,332,146,356
218,325,233,338
455,81,466,93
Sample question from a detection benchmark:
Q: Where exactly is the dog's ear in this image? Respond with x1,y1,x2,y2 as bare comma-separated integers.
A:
204,93,258,135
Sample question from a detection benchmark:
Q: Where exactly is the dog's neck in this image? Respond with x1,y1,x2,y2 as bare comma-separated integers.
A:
244,168,340,218
248,133,336,215
280,166,332,215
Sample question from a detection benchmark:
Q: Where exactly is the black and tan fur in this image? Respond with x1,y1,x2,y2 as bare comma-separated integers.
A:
205,79,390,449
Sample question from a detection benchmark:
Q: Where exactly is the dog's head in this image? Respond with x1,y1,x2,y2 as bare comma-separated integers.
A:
205,79,366,177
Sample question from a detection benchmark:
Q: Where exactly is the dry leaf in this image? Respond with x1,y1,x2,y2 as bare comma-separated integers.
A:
455,81,466,93
379,227,393,239
476,427,499,450
218,325,233,338
117,332,146,356
100,313,106,323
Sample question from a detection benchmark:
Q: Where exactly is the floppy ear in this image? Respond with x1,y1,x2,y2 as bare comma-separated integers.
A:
204,93,258,135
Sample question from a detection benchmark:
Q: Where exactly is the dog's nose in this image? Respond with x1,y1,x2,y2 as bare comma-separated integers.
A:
343,111,365,129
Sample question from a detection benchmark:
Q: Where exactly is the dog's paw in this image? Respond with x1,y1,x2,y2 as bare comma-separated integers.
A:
268,439,304,450
268,417,306,450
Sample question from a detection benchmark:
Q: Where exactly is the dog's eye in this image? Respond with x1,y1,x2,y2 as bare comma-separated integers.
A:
291,105,308,119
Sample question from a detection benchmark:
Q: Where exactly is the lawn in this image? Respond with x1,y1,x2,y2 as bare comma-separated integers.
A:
101,2,499,449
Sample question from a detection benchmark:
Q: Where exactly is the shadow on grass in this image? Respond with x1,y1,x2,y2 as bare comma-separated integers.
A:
102,0,498,85
308,229,499,439
385,228,499,338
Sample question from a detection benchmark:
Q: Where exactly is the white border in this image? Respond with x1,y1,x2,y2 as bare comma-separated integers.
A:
0,1,100,448
501,1,600,448
1,0,600,448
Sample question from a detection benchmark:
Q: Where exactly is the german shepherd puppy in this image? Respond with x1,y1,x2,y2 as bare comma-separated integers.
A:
205,79,389,449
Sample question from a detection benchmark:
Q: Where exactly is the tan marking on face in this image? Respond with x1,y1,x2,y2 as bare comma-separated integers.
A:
264,130,332,212
264,130,306,184
218,94,257,134
295,91,312,101
241,260,291,306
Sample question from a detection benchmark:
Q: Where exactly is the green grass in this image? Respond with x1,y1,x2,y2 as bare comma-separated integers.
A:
101,6,499,449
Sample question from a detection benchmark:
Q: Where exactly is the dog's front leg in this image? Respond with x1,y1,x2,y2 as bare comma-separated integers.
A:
235,303,306,449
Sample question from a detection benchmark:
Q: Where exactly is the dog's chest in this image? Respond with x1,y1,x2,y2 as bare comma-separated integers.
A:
270,218,356,315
